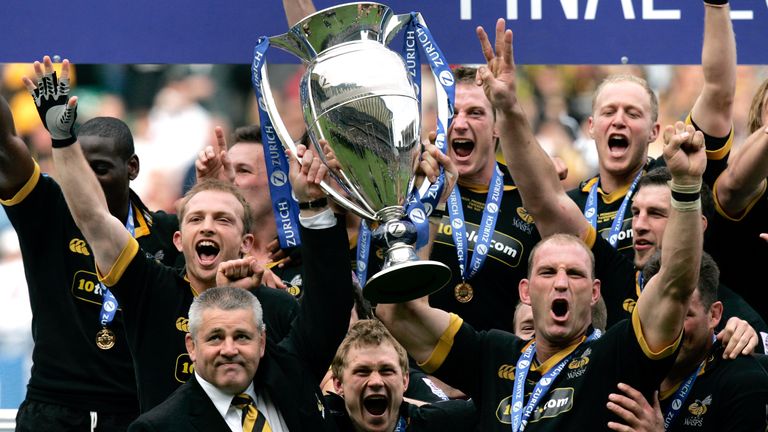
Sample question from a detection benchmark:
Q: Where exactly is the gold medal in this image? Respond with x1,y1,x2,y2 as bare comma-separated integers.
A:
96,327,116,350
454,281,474,303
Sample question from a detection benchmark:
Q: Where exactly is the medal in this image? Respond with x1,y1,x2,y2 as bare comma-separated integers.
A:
454,281,474,303
96,327,116,350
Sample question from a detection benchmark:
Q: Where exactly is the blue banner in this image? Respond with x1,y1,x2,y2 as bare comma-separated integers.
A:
1,1,766,64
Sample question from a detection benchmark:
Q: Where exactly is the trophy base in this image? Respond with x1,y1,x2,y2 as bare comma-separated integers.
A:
364,260,451,304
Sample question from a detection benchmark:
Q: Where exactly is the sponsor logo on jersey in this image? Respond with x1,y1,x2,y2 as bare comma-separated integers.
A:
435,220,525,268
71,270,109,306
69,238,90,255
175,353,193,383
495,388,574,424
176,317,190,332
498,364,516,381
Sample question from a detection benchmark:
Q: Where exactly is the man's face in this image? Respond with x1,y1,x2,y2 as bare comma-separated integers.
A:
513,303,535,340
588,81,659,181
675,291,720,370
228,143,272,222
520,241,599,346
334,343,408,432
174,190,253,287
80,135,136,219
186,307,265,394
631,185,671,269
448,83,498,184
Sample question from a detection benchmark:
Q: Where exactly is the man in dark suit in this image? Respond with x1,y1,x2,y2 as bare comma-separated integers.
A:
129,287,271,431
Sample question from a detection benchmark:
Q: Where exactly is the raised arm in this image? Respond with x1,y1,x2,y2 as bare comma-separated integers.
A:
282,0,316,27
712,126,768,217
689,1,736,138
23,56,131,276
636,122,706,351
0,95,36,199
476,19,590,239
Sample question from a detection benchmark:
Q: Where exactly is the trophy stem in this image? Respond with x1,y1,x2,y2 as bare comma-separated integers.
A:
375,206,405,223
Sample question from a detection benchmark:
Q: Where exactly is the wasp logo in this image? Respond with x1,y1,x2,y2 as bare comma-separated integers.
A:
498,364,516,381
516,207,534,224
69,238,90,256
688,395,712,417
176,317,190,332
568,348,591,370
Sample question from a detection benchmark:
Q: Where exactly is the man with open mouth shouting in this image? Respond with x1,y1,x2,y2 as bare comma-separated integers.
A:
325,319,477,432
378,18,708,431
567,0,736,261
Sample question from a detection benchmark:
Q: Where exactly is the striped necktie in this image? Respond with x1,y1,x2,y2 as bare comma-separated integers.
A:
231,393,272,432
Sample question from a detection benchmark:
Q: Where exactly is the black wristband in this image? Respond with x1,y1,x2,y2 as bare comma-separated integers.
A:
298,197,328,210
671,190,700,202
51,136,78,148
704,0,727,5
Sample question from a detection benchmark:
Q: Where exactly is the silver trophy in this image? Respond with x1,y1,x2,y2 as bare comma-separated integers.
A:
258,2,451,303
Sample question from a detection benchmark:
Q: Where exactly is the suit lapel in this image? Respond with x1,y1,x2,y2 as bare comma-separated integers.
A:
187,375,235,432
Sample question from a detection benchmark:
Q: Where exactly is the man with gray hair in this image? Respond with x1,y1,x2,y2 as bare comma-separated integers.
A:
129,287,272,431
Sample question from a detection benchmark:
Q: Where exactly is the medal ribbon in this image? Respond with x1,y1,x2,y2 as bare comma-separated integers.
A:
355,220,371,287
511,329,602,432
355,12,455,281
449,165,504,282
404,12,455,250
662,333,717,429
98,204,134,327
251,37,302,249
583,169,643,248
394,416,407,432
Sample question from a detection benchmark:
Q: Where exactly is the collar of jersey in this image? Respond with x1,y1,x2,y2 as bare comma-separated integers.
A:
579,176,634,205
457,178,517,194
524,334,588,374
659,351,714,401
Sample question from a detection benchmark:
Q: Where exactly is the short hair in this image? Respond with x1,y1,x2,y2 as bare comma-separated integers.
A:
331,319,408,380
641,251,720,311
747,78,768,133
188,286,264,339
452,66,479,86
637,167,714,224
527,234,595,279
592,74,659,123
78,117,135,161
231,125,263,148
177,178,253,235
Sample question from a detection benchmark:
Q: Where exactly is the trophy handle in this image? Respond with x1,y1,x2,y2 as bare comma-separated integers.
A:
269,32,313,63
383,13,414,46
258,61,378,221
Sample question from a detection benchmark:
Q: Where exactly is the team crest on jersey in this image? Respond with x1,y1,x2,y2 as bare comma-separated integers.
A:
146,249,165,262
682,395,712,427
495,388,574,424
568,348,591,370
516,207,534,224
497,364,516,381
69,238,90,256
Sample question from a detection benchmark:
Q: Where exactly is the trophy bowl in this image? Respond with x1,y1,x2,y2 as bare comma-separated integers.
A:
258,2,451,303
